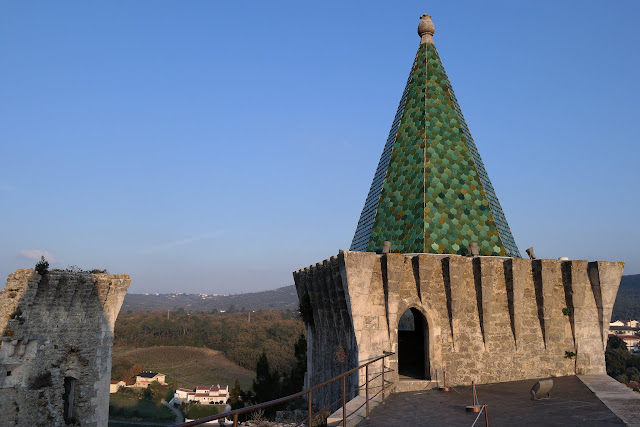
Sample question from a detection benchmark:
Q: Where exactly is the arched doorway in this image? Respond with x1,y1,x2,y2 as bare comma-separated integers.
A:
397,308,429,379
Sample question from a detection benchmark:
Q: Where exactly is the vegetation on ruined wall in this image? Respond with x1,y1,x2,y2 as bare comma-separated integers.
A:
34,256,49,275
114,310,304,374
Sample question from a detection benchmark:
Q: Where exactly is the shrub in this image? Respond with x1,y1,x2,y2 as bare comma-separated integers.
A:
142,387,153,400
35,256,49,275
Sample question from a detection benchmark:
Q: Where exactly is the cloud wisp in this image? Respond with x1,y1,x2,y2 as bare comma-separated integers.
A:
19,249,58,263
138,231,229,255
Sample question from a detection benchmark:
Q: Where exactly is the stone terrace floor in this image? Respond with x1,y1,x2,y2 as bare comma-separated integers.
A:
357,376,625,427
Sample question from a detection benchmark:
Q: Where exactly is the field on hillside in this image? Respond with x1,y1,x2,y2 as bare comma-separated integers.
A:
113,346,255,390
114,310,305,374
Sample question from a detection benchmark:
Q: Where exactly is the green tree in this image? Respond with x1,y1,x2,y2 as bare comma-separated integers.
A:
609,335,628,350
165,387,175,403
143,387,153,400
253,351,281,404
604,335,640,385
111,358,134,381
282,334,307,395
229,378,242,409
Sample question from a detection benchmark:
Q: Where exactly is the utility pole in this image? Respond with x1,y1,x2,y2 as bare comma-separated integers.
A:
167,309,170,321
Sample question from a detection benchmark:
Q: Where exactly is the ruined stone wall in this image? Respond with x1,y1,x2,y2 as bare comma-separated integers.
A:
293,251,623,406
0,269,130,426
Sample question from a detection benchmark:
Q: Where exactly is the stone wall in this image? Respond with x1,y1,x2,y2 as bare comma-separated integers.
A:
293,251,623,407
0,269,130,426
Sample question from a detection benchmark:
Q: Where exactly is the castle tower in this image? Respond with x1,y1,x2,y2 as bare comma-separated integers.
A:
295,14,624,410
351,14,520,257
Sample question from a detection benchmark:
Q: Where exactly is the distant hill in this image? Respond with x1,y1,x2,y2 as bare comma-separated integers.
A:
612,274,640,321
121,285,298,313
122,275,640,319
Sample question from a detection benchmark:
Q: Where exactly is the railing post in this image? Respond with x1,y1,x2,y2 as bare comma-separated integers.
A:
484,404,489,427
308,390,312,427
233,413,238,427
381,357,385,404
365,363,370,419
342,376,346,426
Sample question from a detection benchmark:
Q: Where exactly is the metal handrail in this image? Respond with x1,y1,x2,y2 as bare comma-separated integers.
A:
178,351,395,427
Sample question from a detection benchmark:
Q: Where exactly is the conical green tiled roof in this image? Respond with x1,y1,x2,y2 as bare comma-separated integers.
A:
350,14,520,257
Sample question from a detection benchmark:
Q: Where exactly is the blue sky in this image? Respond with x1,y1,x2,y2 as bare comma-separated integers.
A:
1,1,638,293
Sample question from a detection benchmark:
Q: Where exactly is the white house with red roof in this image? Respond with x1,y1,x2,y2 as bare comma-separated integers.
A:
174,384,229,404
175,388,196,401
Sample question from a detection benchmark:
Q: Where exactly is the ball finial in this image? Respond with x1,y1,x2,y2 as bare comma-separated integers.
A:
418,13,435,44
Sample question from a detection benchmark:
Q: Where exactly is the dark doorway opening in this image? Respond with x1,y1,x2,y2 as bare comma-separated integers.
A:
398,308,429,379
63,376,77,424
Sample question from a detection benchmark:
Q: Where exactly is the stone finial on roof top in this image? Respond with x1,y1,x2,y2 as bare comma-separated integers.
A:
418,13,435,44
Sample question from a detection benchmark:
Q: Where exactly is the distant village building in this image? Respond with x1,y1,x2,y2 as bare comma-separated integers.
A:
110,380,126,393
609,320,640,352
609,325,640,336
175,387,194,401
174,384,229,404
135,372,166,388
616,335,640,350
611,319,640,329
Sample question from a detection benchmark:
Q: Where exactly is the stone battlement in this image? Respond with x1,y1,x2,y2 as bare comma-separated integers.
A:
294,251,623,405
0,269,130,426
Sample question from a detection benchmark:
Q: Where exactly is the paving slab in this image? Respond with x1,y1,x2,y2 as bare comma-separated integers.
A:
579,374,640,427
357,376,625,426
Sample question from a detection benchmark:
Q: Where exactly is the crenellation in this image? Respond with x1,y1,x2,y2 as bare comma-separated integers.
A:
295,251,623,405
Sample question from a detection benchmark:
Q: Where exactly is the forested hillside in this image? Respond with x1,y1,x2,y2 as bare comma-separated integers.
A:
113,310,304,374
612,274,640,320
120,285,298,312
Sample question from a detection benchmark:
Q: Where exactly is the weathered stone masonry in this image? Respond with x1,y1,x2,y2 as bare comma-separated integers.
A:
294,251,623,404
0,269,130,426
